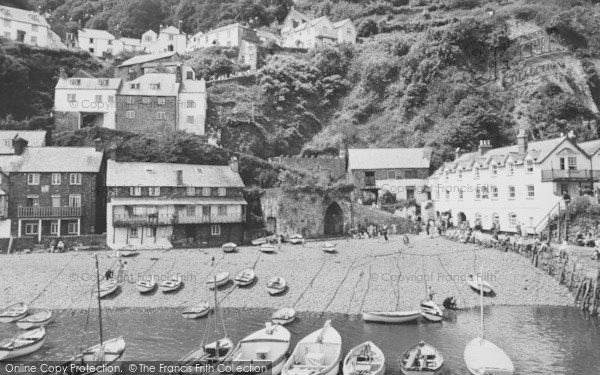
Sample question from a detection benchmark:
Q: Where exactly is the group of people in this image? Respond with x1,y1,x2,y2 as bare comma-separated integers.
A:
352,223,397,240
48,239,65,253
105,258,127,281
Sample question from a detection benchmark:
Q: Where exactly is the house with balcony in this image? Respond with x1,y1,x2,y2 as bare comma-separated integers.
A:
106,158,246,249
348,148,432,205
429,130,600,234
2,139,105,241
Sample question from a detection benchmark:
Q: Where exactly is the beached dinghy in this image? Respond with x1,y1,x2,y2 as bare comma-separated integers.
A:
207,272,230,289
272,308,296,325
16,310,52,329
222,242,237,253
235,268,255,286
467,274,493,294
0,302,28,323
464,268,514,375
321,243,337,253
400,341,444,375
288,234,304,245
136,275,157,293
267,277,286,295
0,326,46,360
160,275,183,293
282,320,342,375
260,243,275,253
182,302,210,319
96,279,119,298
343,341,385,375
224,323,291,375
120,249,138,257
362,310,420,324
419,300,443,322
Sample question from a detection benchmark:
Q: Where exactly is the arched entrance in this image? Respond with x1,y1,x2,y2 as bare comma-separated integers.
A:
457,212,467,225
324,202,344,235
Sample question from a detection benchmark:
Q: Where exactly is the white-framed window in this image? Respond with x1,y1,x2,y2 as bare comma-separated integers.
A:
108,95,115,103
148,187,160,196
202,206,211,216
202,187,211,196
475,187,481,200
67,221,78,234
126,96,135,104
507,162,514,175
492,213,500,225
509,213,517,227
186,115,194,124
126,110,135,118
186,186,196,196
99,78,109,86
70,79,81,85
218,205,227,215
67,93,76,102
186,205,196,216
95,95,102,103
27,173,39,185
130,186,142,196
481,186,489,199
568,156,577,170
157,111,166,120
49,173,60,185
130,227,139,238
69,194,81,207
51,195,60,208
27,195,39,207
150,83,160,90
508,186,516,199
69,173,82,185
157,97,166,106
491,186,498,199
132,206,146,216
474,167,480,179
129,83,140,90
526,160,534,173
146,227,156,237
50,221,59,235
142,96,150,104
210,224,221,236
491,164,498,176
218,187,226,196
24,223,38,235
527,185,535,199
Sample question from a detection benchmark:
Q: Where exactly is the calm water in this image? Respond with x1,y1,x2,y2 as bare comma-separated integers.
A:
1,306,599,374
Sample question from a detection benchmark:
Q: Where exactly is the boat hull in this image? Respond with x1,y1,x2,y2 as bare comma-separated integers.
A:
282,321,341,375
362,311,420,323
136,282,156,293
399,342,444,375
182,306,210,319
464,338,514,375
268,287,285,295
0,312,27,323
420,300,443,322
0,303,29,323
0,327,46,360
222,243,237,253
342,341,385,375
97,281,119,298
272,308,296,325
16,311,52,329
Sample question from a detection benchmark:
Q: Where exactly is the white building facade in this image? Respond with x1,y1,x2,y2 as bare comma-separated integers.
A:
143,26,187,55
280,8,356,48
191,23,257,49
0,6,50,47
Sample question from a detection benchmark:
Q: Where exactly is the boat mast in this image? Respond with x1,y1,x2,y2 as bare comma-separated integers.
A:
479,267,484,340
94,254,104,346
214,274,219,357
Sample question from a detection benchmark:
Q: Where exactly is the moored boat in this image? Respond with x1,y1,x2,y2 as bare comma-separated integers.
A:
136,275,157,293
419,300,443,322
342,341,385,375
224,323,291,375
260,243,275,253
182,302,211,319
467,274,493,294
321,242,337,253
16,310,52,330
96,279,119,298
235,268,255,286
207,272,230,288
271,308,296,325
0,326,46,360
267,277,286,295
362,310,420,324
288,234,304,245
0,302,28,323
282,320,341,375
160,275,183,293
222,242,238,253
399,341,444,375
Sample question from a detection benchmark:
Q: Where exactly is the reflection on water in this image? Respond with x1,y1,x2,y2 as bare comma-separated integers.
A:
1,306,599,374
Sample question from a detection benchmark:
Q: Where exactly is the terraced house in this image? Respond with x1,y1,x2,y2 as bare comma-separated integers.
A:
106,158,246,249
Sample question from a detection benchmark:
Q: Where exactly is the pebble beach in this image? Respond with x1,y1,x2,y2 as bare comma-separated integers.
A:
0,234,574,315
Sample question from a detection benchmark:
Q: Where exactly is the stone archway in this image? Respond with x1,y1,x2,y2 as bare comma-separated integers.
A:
324,202,344,235
457,212,467,225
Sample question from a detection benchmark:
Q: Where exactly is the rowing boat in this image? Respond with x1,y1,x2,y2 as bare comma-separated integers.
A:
267,277,286,295
96,279,119,298
271,308,296,325
235,268,255,286
207,272,230,289
342,341,385,375
0,302,28,323
362,310,420,324
0,326,46,360
160,275,183,293
419,300,443,322
467,274,493,294
16,310,52,330
400,341,444,375
136,275,157,293
222,242,237,253
282,320,341,375
182,302,211,319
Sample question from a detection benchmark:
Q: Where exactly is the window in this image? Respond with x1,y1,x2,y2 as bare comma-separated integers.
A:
457,169,462,179
186,100,196,108
145,36,152,42
475,187,481,200
526,160,534,173
27,173,39,185
129,83,140,90
568,157,577,170
148,187,160,196
475,213,482,224
218,187,226,196
130,187,142,196
202,206,211,216
67,221,78,234
508,186,516,199
211,224,221,236
142,97,150,104
108,95,115,103
481,186,489,199
507,162,514,175
186,186,196,196
186,71,193,80
406,186,415,200
347,28,352,35
474,167,480,179
3,19,10,27
491,164,498,176
218,205,227,215
69,173,82,185
186,206,196,216
70,79,81,85
107,39,112,45
202,187,211,196
491,186,498,199
509,213,517,227
126,96,135,104
527,185,535,199
51,195,60,208
31,36,37,44
157,111,166,120
406,170,417,179
169,34,174,40
24,223,38,235
99,79,109,86
67,94,76,102
132,206,146,216
157,97,166,106
445,188,450,201
95,95,102,103
126,110,135,118
50,221,59,235
51,173,61,185
150,83,160,90
146,227,156,237
68,194,81,207
458,188,463,200
89,38,94,43
492,213,500,225
130,227,139,238
386,171,395,179
27,195,39,207
186,115,194,124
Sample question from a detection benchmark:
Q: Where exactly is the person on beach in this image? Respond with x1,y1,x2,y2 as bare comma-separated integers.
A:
402,234,410,245
57,240,65,252
443,296,457,310
105,269,114,280
428,286,435,301
116,259,124,281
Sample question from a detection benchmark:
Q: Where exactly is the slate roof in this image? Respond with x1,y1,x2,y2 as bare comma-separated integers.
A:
119,73,179,96
106,160,245,187
454,137,567,166
118,51,179,67
120,37,141,47
0,6,49,27
333,19,353,29
55,75,121,90
160,25,183,35
78,28,115,40
348,148,432,170
579,139,600,156
0,131,46,154
7,147,103,173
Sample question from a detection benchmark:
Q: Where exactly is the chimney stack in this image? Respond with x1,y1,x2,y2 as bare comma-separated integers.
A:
478,140,492,156
175,65,182,83
176,170,183,185
517,128,528,154
567,130,576,139
455,147,462,161
108,145,117,161
229,157,239,174
59,67,66,79
12,137,28,156
178,20,183,34
94,138,103,152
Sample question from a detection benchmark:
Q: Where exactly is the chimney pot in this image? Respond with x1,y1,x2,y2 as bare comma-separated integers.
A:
455,147,462,161
229,157,239,174
93,138,103,152
59,67,66,79
517,128,528,155
478,140,492,156
108,146,117,161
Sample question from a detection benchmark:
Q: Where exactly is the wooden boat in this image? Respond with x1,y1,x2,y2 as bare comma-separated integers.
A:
260,243,276,253
16,310,52,329
160,275,183,293
0,302,28,323
271,308,296,325
282,320,342,375
362,310,420,324
0,326,46,360
464,268,514,375
222,242,237,253
342,341,385,375
136,275,157,293
467,274,493,294
96,279,119,298
207,272,230,289
321,242,337,253
252,237,268,246
288,234,304,245
182,302,211,319
235,268,255,286
267,277,286,295
419,300,443,322
224,323,291,375
400,341,444,375
120,249,138,257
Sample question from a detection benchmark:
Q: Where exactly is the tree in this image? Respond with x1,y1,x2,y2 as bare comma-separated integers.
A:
357,19,378,37
109,0,167,38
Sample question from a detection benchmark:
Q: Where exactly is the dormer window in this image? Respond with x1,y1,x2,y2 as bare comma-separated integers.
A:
525,159,534,173
195,168,202,173
150,83,160,90
70,79,81,85
491,164,498,176
129,83,140,89
99,79,109,86
474,167,480,179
